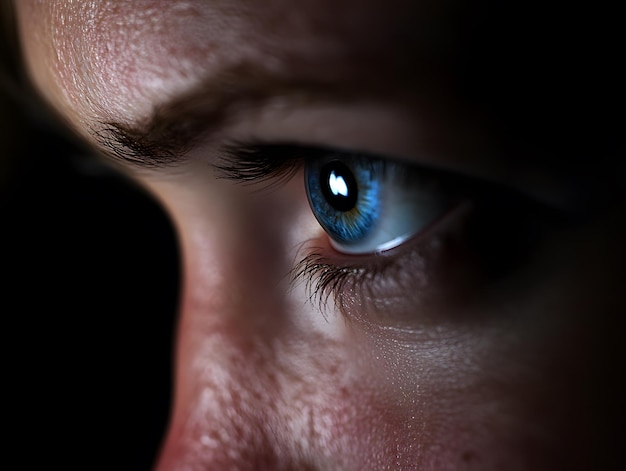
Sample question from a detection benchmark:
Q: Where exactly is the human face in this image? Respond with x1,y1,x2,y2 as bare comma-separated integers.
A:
14,1,624,469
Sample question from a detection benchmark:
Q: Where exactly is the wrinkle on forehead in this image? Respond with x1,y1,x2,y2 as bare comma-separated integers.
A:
23,1,241,121
19,0,457,128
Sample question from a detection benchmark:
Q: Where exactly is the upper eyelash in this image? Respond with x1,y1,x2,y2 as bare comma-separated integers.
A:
215,141,307,187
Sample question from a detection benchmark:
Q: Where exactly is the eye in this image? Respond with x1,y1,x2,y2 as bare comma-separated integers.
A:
305,153,452,254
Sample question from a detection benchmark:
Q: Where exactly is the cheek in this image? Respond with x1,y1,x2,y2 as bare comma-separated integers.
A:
163,286,584,470
358,309,601,470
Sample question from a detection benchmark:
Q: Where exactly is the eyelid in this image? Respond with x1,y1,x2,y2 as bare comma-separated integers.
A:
214,140,568,218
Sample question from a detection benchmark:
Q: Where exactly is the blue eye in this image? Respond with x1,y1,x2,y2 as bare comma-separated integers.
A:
305,154,450,254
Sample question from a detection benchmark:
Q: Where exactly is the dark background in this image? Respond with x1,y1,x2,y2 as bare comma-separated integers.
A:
1,74,178,469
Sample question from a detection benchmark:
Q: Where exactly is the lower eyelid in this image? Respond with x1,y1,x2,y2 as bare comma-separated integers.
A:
292,202,476,325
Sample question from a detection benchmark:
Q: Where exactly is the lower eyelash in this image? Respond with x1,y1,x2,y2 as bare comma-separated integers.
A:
290,250,361,313
289,245,406,319
289,205,468,324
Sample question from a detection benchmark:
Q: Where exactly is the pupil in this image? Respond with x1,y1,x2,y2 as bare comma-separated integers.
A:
320,161,358,212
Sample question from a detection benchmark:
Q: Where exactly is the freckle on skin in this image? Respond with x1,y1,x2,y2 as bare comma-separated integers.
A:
462,450,479,463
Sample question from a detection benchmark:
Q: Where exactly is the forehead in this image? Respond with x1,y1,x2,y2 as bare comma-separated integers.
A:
18,0,456,125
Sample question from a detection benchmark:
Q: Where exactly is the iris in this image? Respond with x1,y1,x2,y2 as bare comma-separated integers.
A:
305,153,449,254
307,158,381,248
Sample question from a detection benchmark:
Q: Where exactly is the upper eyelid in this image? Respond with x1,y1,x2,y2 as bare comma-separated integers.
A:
213,140,419,186
214,141,474,209
215,140,586,223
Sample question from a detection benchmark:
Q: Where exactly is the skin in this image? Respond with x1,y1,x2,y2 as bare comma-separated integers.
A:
13,1,624,470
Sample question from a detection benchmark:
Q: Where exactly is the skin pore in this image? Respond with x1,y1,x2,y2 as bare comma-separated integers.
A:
13,1,624,470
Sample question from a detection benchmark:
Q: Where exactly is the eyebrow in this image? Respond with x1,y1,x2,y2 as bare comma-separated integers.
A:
91,61,392,170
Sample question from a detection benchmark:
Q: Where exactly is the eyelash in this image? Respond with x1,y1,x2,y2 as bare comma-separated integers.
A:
215,142,309,190
214,141,452,317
